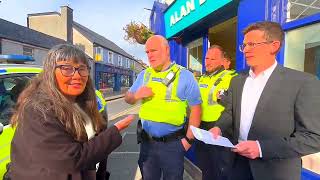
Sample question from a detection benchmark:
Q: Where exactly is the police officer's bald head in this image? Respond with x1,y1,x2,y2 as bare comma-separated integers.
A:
145,35,171,71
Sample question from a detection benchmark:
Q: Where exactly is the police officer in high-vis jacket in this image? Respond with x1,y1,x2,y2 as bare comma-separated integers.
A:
195,45,236,180
125,35,201,180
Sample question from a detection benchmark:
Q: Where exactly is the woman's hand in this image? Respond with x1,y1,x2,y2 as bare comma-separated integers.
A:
114,115,135,131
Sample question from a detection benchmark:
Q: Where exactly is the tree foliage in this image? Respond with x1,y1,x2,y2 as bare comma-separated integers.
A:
123,21,154,45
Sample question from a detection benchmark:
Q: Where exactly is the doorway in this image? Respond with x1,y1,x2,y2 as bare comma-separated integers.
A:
208,17,237,70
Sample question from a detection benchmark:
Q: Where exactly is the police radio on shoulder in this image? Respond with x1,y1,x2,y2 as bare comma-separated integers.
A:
162,71,175,86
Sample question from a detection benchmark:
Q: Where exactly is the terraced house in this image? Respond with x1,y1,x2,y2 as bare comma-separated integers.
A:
0,18,65,64
27,6,142,95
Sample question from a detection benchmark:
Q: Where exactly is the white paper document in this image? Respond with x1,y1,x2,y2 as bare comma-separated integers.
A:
190,126,235,148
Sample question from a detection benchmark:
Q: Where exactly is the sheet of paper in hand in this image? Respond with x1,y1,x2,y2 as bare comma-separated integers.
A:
190,126,235,148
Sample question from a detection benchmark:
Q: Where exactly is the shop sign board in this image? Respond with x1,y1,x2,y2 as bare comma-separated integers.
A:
164,0,231,38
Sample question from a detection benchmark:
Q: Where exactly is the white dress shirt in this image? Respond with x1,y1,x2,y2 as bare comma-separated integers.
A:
239,61,277,156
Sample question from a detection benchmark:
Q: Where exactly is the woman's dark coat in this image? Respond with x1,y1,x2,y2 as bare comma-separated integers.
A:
10,104,122,180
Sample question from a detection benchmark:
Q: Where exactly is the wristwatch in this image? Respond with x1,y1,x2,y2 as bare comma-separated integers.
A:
184,136,194,145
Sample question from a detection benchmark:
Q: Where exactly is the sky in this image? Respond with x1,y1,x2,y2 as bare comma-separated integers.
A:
0,0,154,63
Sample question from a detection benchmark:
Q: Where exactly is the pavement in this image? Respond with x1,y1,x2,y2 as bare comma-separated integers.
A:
107,97,138,121
106,97,201,180
105,91,125,101
104,92,320,180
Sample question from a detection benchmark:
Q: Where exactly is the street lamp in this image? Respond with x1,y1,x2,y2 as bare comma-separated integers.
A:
144,8,152,11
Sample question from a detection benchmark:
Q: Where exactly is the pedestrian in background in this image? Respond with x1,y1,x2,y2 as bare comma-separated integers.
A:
125,35,201,180
210,21,320,180
9,44,134,180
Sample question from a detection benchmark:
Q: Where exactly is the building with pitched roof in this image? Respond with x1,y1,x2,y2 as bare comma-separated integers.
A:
27,6,142,94
0,18,66,65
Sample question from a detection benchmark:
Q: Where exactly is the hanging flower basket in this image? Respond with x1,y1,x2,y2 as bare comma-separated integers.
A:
123,21,154,45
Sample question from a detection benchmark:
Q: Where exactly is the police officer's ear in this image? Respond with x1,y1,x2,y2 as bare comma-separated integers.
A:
165,45,170,57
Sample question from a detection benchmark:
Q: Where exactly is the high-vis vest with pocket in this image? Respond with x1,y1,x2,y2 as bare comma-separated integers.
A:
95,90,106,113
139,64,187,126
199,69,236,122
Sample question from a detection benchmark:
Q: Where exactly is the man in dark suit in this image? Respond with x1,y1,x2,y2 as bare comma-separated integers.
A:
210,21,320,180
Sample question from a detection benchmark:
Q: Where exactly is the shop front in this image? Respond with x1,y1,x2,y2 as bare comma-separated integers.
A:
95,62,133,96
150,0,320,177
151,0,238,74
151,0,320,74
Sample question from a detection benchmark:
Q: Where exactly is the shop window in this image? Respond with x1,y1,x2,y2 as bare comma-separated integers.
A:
285,22,320,78
286,0,320,22
121,75,130,87
98,72,114,89
108,51,113,64
23,46,34,57
284,22,320,175
106,73,115,87
305,42,320,77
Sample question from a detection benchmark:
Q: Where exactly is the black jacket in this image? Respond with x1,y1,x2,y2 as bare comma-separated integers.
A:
217,64,320,180
10,104,122,180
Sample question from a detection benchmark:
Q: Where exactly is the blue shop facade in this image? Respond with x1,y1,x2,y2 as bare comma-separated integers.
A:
93,44,134,93
72,22,135,95
94,61,133,92
150,0,320,79
150,0,320,177
91,43,135,94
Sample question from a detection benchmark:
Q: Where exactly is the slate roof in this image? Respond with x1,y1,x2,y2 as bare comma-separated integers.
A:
73,22,134,59
0,18,67,49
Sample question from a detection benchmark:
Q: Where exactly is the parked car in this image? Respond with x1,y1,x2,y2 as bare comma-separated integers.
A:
0,62,108,179
0,63,42,179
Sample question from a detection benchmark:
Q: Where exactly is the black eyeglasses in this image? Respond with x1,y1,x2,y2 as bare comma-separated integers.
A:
56,65,90,77
239,41,273,52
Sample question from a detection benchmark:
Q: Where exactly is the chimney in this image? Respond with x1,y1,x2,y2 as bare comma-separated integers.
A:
61,6,73,43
